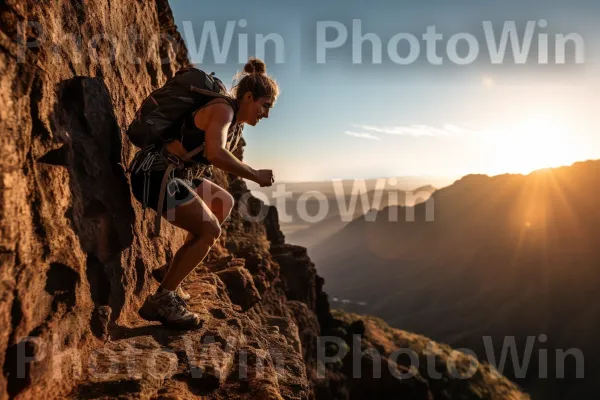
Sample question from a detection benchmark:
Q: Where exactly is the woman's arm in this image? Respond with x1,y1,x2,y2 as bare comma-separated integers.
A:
200,103,259,182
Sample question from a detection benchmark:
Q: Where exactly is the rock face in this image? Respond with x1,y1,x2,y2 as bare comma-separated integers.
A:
0,1,528,399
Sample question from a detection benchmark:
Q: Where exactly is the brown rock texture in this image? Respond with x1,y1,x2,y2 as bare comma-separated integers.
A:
330,311,530,400
0,1,529,399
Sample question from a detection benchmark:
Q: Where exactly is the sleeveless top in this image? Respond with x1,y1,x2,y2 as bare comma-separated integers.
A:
181,112,210,165
177,99,243,166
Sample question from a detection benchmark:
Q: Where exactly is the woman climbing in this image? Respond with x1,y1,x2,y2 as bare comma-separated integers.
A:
129,57,279,329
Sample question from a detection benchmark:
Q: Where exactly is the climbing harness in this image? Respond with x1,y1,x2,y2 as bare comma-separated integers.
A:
127,144,209,237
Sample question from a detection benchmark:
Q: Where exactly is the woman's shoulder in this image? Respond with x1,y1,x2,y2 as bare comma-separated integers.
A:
197,97,236,115
193,98,235,129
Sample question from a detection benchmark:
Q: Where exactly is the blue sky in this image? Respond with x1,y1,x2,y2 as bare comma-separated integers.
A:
169,0,600,182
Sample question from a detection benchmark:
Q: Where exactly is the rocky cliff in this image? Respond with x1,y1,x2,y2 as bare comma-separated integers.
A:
0,1,528,399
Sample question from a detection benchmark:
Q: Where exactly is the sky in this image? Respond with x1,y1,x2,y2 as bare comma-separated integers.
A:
169,0,600,183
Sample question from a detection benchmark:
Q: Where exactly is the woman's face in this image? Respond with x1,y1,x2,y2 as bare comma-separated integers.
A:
242,93,274,126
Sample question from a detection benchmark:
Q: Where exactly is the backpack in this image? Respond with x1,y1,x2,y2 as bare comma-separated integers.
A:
126,67,237,150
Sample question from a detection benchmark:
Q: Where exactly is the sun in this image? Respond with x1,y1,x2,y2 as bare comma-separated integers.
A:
485,114,578,175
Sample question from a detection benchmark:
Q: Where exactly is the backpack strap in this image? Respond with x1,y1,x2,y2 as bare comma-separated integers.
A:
155,162,178,235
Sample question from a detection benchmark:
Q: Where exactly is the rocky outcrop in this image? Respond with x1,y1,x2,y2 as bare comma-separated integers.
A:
330,311,530,400
215,266,262,312
0,1,528,399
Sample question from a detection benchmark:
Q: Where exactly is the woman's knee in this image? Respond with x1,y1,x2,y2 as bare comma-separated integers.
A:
201,219,222,243
197,182,235,222
220,193,235,219
212,191,234,214
169,199,221,241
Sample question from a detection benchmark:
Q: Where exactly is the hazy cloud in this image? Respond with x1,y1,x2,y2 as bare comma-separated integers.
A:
352,124,475,137
344,131,382,140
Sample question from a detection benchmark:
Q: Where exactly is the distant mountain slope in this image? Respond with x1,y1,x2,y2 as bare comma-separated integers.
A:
284,186,437,248
311,160,600,399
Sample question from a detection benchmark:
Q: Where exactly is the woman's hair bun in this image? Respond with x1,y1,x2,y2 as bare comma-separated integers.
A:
243,57,267,75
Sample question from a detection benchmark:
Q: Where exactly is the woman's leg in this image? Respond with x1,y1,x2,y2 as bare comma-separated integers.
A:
157,179,233,294
159,192,222,291
195,178,235,224
139,192,220,329
180,178,234,246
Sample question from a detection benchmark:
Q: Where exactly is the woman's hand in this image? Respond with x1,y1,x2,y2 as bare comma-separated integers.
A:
255,169,274,187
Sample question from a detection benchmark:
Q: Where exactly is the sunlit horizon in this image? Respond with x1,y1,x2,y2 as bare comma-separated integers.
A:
171,0,600,183
246,157,596,191
475,113,587,176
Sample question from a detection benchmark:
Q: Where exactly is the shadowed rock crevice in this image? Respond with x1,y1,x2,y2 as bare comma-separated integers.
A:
133,258,146,295
86,254,110,307
30,74,50,142
2,338,35,398
57,77,89,137
176,373,221,397
53,77,135,254
2,289,24,397
8,290,22,343
86,254,114,339
26,154,51,258
37,145,69,167
146,61,159,87
66,1,86,28
75,380,142,399
0,2,25,38
81,199,123,262
51,77,134,327
45,262,80,312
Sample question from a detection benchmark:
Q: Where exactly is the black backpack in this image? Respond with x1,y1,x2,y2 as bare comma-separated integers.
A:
126,67,237,150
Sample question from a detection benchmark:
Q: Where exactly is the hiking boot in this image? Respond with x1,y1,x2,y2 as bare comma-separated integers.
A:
138,291,201,329
152,263,191,301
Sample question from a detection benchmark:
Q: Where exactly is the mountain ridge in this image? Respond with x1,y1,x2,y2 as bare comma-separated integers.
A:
311,159,600,399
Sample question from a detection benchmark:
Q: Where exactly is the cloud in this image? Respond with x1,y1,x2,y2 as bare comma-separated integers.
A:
344,131,382,140
351,124,475,137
